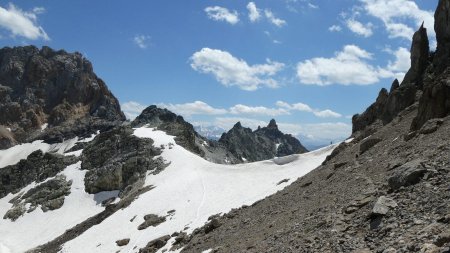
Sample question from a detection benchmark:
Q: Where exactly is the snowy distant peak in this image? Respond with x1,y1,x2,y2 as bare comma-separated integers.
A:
193,125,226,141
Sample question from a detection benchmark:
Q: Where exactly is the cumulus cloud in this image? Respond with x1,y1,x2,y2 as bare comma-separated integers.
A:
229,104,290,116
190,48,285,91
296,45,399,86
346,19,373,37
359,0,434,41
276,101,342,118
205,6,239,25
133,35,151,49
122,101,147,120
0,3,49,40
158,101,228,117
329,25,342,32
247,2,261,22
264,9,287,27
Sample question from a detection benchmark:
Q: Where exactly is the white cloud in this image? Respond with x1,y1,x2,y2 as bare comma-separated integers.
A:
346,19,373,37
296,45,397,86
359,0,434,40
205,6,239,25
133,35,151,49
264,9,287,27
0,3,49,40
308,3,319,9
385,47,410,82
329,25,342,32
158,101,228,117
122,101,147,120
229,104,290,116
276,101,342,118
247,2,261,22
190,48,285,91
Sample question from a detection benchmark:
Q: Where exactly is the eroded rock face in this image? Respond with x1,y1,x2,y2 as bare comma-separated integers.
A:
218,119,307,162
0,150,77,198
4,175,72,221
352,22,431,133
0,46,125,149
434,0,450,73
82,126,165,194
403,23,430,87
132,105,241,164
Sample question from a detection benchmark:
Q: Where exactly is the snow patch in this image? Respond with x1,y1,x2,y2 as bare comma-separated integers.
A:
40,123,48,131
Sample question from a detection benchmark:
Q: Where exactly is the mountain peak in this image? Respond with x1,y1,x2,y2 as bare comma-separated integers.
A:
267,119,278,129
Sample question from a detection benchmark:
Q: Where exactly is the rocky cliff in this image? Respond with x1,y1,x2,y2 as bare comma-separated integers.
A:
218,119,307,162
0,46,125,149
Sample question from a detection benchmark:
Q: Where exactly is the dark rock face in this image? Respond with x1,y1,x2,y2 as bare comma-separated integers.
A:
434,0,450,73
219,119,307,162
139,235,171,253
0,46,125,149
132,105,203,156
132,105,240,164
402,23,430,87
137,214,167,230
3,175,72,221
0,150,77,198
352,23,431,134
82,126,165,194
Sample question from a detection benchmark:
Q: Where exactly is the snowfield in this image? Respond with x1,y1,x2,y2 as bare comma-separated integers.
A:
0,127,337,253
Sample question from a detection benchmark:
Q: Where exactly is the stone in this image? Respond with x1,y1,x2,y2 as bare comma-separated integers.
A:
137,214,166,230
419,118,444,134
204,218,221,234
402,23,430,87
388,159,428,190
372,196,397,216
435,232,450,247
360,138,382,154
139,235,170,253
420,243,440,253
116,238,130,246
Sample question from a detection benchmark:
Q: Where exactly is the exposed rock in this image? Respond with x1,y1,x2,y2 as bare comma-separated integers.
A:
82,126,165,194
388,159,428,190
0,46,125,149
132,105,240,164
139,235,171,253
3,175,72,221
219,119,307,162
204,218,222,234
402,23,430,87
116,238,130,246
434,0,450,72
0,150,77,198
372,196,397,216
435,232,450,247
419,118,444,134
353,23,431,133
137,214,166,230
359,138,382,154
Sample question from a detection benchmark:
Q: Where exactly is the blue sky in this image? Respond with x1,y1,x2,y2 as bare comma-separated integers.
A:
0,0,438,146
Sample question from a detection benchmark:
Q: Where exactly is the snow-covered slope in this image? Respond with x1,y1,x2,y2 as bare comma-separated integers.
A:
0,127,337,253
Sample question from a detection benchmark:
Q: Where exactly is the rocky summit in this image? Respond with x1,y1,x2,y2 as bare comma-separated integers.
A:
0,46,125,149
218,119,308,162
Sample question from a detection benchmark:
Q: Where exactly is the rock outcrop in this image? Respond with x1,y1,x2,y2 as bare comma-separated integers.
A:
0,150,77,198
219,119,307,162
352,24,431,133
132,105,241,164
81,126,166,194
0,46,125,149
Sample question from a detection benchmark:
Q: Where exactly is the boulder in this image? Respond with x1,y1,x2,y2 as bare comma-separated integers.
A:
116,238,130,246
388,159,428,190
372,196,397,216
